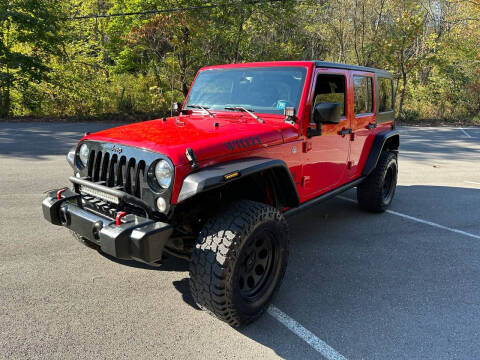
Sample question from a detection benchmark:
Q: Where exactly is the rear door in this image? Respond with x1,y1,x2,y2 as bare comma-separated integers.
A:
348,71,376,178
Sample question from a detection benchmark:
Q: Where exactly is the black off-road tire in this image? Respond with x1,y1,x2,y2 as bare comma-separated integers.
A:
357,151,398,212
189,200,289,327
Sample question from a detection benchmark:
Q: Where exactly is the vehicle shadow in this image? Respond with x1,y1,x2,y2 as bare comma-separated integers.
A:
100,251,190,272
169,185,480,359
100,251,200,309
0,122,125,159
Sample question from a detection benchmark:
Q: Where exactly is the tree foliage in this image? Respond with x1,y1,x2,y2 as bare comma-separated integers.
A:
2,0,480,122
0,0,64,116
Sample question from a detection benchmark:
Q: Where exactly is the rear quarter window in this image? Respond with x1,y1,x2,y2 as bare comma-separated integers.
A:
377,77,393,113
353,76,373,115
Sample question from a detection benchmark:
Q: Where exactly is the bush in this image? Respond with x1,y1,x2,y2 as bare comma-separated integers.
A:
397,109,420,123
116,89,136,114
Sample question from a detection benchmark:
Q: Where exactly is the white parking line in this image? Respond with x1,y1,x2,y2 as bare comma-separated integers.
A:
338,196,480,240
459,128,472,138
465,181,480,185
268,305,348,360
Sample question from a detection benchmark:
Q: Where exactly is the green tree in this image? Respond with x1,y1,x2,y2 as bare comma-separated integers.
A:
2,0,480,122
0,0,63,117
376,0,429,113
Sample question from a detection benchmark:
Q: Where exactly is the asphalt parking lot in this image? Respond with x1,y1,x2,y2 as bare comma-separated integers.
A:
1,123,479,360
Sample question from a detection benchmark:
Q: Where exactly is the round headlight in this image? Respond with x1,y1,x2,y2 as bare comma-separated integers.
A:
79,144,89,167
154,160,173,189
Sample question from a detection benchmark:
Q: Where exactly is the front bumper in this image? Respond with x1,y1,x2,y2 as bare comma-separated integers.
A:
42,188,173,264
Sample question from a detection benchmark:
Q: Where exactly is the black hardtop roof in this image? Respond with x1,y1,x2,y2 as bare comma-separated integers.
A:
314,61,392,77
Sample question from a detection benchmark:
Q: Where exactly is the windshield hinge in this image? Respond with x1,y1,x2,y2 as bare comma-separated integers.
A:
284,107,296,125
185,148,199,170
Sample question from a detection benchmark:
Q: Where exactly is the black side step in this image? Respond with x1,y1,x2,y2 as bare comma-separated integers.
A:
283,177,364,218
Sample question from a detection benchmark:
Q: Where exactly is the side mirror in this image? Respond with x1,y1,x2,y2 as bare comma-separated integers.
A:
307,102,342,137
314,102,341,124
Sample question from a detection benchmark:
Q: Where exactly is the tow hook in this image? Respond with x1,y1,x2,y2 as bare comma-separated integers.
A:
115,211,127,226
56,188,67,200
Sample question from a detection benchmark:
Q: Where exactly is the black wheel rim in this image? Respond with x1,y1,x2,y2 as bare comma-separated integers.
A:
238,230,275,301
383,166,395,202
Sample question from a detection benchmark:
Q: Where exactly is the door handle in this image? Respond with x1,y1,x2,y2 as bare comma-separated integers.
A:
338,128,353,136
366,123,377,129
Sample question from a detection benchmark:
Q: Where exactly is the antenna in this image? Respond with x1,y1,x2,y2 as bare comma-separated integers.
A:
170,46,175,117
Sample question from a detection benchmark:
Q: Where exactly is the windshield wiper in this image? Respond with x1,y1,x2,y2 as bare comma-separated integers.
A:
187,105,215,118
224,106,264,124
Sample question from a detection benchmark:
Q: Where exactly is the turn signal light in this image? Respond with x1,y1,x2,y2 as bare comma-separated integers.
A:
224,172,240,181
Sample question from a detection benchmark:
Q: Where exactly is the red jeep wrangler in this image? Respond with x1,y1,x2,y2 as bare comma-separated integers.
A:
42,61,398,327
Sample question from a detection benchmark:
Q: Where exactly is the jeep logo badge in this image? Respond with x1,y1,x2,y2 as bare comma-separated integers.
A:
110,145,123,154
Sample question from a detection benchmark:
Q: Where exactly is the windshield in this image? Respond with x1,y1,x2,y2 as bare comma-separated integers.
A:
185,66,307,115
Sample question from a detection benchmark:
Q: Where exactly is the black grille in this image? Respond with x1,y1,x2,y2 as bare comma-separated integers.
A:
87,150,146,198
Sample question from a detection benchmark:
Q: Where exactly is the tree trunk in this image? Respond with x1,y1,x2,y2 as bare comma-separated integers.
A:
233,13,245,63
0,88,10,118
182,72,189,98
178,50,189,97
177,26,190,98
398,71,407,114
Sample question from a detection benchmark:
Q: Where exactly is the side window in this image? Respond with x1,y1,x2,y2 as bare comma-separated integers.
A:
313,74,346,117
377,77,393,112
353,75,373,114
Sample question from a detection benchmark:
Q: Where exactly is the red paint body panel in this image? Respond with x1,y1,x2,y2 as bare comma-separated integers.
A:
81,61,394,206
84,114,284,165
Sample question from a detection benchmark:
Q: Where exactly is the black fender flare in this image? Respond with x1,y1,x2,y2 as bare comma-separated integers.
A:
177,157,300,207
362,130,400,176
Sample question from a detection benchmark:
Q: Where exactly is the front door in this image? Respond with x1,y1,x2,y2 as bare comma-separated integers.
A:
301,69,351,199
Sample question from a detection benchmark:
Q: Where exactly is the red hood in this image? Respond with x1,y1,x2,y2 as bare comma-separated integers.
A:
83,114,297,165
